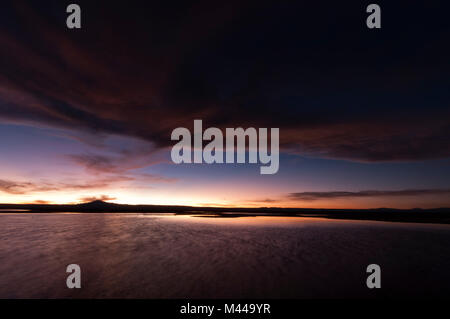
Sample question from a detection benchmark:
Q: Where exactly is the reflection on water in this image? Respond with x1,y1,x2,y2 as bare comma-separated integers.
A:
1,213,450,298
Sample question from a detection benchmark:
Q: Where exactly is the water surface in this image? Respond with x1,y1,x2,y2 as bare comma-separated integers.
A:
1,213,449,298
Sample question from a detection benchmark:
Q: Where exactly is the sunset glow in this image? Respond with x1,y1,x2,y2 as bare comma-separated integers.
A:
0,2,449,209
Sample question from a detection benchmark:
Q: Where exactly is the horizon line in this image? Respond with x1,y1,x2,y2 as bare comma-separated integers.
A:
0,200,449,211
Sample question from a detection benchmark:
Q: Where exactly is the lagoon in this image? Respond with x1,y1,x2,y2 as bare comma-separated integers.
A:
1,213,449,298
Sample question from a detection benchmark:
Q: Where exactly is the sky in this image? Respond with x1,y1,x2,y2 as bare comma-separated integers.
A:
0,0,449,208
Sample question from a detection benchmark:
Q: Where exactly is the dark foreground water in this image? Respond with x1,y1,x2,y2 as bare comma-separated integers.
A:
1,213,450,298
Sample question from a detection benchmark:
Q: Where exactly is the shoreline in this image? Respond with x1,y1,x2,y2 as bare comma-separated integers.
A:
1,209,450,225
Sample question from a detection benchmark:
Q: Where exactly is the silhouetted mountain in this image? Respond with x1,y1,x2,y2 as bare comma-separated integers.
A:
76,200,118,209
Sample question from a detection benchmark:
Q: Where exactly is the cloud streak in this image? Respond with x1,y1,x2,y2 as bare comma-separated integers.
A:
0,179,54,195
78,195,116,203
0,176,130,195
288,189,450,201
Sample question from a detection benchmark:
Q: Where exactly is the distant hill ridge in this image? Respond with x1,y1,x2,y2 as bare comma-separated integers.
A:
77,200,118,208
1,200,450,224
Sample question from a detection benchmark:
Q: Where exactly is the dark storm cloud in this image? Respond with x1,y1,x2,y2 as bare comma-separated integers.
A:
288,189,450,201
0,1,449,162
